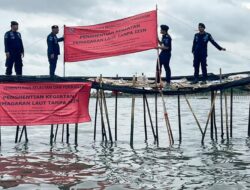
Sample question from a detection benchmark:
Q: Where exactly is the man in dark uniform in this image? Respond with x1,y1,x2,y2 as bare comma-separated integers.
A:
47,25,64,76
156,25,172,88
192,23,226,84
4,21,24,76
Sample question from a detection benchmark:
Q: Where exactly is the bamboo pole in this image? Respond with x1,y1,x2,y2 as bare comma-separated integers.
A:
130,75,136,147
143,93,148,141
24,126,28,142
54,124,59,142
50,124,54,145
102,91,113,143
115,74,118,141
201,92,218,143
94,89,99,141
75,123,78,145
0,126,1,147
248,103,250,137
19,126,27,142
225,93,229,140
61,124,64,142
210,91,214,140
99,75,107,141
15,125,19,143
220,68,224,139
66,124,69,144
213,95,218,141
178,94,182,143
156,49,174,145
184,95,204,135
155,93,159,145
230,88,233,137
145,94,157,141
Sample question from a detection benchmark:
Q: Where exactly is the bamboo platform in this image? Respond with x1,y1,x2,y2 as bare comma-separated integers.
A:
0,71,250,146
0,71,250,95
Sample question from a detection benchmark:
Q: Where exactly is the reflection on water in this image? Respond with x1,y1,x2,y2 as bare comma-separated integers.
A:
0,96,250,189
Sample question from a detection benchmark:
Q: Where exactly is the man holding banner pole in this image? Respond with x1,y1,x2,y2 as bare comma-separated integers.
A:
156,25,172,89
47,25,64,76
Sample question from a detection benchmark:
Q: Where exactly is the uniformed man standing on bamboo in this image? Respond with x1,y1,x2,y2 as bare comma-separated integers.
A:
156,25,172,89
192,23,226,84
4,21,24,76
47,25,64,76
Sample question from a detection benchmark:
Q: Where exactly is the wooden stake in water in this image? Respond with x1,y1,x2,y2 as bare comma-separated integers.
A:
155,93,159,145
102,91,113,143
115,74,118,141
15,125,19,143
94,89,99,141
145,94,157,141
220,68,224,139
143,93,148,141
130,75,136,147
99,75,107,141
225,93,229,140
248,103,250,137
50,124,54,146
184,95,203,135
75,123,78,146
202,92,218,143
210,91,214,140
66,124,70,144
178,94,182,143
230,88,233,137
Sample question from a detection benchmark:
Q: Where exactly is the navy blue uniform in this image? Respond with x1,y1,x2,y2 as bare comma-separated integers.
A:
157,34,172,83
47,33,64,76
192,32,222,80
4,30,24,75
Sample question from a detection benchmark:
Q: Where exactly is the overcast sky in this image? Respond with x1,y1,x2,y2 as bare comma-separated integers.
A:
0,0,249,77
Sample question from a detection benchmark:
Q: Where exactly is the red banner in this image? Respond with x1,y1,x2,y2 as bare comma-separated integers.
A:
64,10,157,62
0,82,92,126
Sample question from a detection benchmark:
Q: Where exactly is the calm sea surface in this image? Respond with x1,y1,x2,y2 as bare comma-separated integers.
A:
0,96,250,190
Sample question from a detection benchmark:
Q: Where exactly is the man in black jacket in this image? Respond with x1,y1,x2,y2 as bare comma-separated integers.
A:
47,25,64,76
4,21,24,75
192,23,226,84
